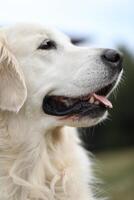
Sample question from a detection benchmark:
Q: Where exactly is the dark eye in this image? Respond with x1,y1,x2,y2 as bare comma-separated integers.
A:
38,39,56,50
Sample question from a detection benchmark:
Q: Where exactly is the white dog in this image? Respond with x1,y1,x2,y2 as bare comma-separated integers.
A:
0,23,123,200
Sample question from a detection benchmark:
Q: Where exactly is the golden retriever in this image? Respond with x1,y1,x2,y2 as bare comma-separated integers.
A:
0,23,123,200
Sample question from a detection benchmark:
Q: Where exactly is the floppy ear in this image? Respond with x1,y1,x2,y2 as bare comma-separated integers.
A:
0,37,27,112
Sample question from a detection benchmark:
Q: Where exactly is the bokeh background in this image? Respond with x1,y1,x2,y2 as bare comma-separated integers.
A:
0,0,134,199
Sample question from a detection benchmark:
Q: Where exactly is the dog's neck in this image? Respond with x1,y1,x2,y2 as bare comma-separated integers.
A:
0,111,79,199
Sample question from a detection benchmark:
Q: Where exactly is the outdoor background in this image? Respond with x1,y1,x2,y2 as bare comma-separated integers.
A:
0,0,134,199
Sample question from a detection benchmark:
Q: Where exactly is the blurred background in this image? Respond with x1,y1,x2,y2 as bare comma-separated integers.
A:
0,0,134,199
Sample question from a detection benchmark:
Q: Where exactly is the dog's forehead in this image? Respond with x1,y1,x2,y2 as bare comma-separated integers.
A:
4,23,70,43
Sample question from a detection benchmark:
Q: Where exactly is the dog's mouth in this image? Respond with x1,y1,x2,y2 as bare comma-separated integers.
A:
42,82,115,118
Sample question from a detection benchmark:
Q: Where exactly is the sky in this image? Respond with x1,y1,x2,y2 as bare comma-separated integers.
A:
0,0,134,50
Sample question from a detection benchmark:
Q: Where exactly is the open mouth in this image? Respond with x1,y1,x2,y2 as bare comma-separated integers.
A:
42,82,115,118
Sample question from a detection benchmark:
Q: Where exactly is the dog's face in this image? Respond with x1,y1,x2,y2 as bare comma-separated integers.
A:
0,24,123,129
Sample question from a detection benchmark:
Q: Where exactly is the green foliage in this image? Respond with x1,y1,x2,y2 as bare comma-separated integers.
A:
96,148,134,200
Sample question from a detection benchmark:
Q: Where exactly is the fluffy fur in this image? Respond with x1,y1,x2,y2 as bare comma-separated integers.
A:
0,23,122,200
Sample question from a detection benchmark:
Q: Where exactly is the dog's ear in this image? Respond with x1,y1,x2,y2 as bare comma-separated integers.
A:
0,37,27,112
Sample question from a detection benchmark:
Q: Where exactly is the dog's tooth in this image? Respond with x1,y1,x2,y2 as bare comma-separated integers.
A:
65,99,74,107
89,96,94,104
62,99,70,106
95,101,99,105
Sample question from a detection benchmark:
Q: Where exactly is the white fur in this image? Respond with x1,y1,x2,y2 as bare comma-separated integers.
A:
0,23,122,200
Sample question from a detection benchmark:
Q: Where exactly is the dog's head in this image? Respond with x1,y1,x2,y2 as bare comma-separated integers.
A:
0,23,123,129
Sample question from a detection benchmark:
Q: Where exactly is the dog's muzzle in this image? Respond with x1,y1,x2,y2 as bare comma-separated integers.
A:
42,49,123,120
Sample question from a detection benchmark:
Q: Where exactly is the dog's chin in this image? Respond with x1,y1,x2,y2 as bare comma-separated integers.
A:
59,110,108,128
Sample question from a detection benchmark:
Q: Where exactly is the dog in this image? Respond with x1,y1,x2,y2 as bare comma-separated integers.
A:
0,23,123,200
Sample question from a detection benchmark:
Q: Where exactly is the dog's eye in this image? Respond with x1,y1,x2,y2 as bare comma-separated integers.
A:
38,39,56,50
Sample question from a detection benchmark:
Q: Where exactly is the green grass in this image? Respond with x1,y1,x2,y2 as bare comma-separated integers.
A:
95,148,134,200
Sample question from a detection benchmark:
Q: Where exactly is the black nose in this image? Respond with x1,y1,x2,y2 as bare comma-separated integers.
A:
102,49,123,71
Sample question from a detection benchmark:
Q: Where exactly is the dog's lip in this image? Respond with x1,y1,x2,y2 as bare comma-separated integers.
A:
42,82,115,117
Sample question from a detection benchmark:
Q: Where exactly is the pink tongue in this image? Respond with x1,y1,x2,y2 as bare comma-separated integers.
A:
93,93,113,108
